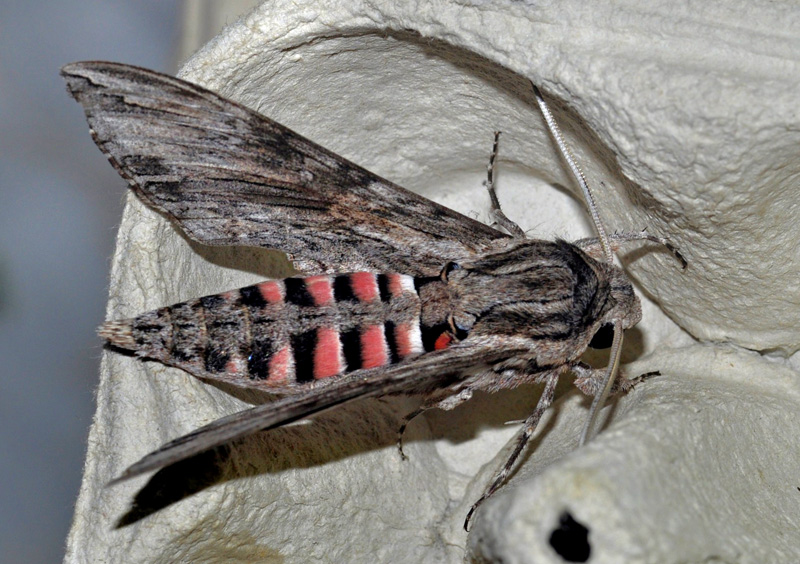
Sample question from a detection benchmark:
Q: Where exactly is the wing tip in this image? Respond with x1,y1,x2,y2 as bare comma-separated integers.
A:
106,471,132,488
106,459,152,487
61,60,123,76
61,61,111,99
60,60,105,82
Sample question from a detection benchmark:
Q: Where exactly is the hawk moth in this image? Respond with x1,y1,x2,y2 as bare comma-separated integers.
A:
62,61,683,530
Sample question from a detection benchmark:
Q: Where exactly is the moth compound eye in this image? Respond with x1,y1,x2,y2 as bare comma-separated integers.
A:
440,261,461,281
588,322,614,349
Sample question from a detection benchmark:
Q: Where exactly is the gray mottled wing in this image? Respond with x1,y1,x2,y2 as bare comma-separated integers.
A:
110,341,522,483
62,61,509,276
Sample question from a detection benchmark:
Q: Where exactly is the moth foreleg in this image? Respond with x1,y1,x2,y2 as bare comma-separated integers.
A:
464,370,560,531
484,131,526,239
571,362,659,396
286,255,334,275
575,231,687,269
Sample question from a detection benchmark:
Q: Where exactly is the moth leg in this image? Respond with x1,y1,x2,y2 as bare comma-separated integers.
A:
396,406,425,461
571,362,659,396
464,371,560,531
574,232,687,269
288,255,335,275
397,388,474,460
484,131,526,239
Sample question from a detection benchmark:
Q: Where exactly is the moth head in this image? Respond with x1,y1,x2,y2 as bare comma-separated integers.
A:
604,262,642,328
586,260,641,351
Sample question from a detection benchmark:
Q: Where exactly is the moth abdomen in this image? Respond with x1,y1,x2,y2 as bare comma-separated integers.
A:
99,272,428,389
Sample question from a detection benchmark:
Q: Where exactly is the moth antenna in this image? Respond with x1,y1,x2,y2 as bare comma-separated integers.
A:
532,84,613,264
533,83,622,444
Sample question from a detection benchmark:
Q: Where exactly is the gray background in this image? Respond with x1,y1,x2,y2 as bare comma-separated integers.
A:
0,3,180,561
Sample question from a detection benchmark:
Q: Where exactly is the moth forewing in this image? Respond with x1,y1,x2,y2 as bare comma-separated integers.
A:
64,61,678,531
61,61,508,277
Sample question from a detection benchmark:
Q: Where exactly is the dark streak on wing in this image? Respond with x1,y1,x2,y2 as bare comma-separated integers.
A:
61,61,510,276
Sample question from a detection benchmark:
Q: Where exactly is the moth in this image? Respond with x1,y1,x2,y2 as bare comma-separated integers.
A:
63,61,684,531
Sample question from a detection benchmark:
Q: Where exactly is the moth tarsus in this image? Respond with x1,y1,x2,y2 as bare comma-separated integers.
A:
62,61,682,532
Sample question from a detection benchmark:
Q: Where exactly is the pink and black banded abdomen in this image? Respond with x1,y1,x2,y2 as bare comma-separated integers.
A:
100,272,450,390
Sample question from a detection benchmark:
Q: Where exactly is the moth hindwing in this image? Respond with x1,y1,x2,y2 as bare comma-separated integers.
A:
64,61,670,530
